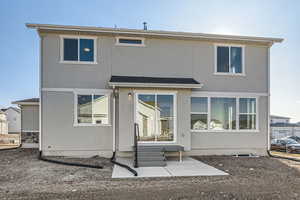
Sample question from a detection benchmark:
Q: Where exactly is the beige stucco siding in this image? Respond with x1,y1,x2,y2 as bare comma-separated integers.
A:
21,105,39,132
40,32,270,156
41,34,268,93
41,91,113,156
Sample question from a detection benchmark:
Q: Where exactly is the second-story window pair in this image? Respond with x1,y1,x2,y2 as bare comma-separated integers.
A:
61,36,96,63
216,45,244,75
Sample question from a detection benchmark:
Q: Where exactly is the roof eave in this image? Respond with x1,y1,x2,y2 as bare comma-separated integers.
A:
12,101,39,106
26,23,283,44
108,82,203,89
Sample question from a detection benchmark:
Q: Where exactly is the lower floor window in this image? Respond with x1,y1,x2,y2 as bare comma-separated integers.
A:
211,98,236,130
76,93,109,125
191,96,257,131
239,98,256,129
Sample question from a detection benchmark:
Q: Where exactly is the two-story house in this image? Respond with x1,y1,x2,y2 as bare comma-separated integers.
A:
27,23,283,164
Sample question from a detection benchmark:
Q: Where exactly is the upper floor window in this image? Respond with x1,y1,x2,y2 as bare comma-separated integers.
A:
115,37,145,47
215,45,244,75
60,36,97,64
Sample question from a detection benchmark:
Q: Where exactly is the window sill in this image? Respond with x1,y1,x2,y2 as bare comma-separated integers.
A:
73,123,111,127
60,61,98,65
191,129,260,133
214,72,246,76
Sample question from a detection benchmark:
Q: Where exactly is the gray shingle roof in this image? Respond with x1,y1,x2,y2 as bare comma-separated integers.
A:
110,76,200,85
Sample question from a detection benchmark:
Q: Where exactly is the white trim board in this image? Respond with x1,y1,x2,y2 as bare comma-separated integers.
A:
42,88,112,93
191,91,268,97
22,130,39,133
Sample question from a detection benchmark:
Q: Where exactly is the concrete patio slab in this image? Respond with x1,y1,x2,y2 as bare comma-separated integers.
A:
112,157,228,178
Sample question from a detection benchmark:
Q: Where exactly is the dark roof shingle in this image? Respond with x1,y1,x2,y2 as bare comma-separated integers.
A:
109,76,200,85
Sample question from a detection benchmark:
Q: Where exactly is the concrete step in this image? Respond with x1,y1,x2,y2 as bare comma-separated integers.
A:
137,151,164,156
137,146,164,152
138,160,166,167
137,156,165,161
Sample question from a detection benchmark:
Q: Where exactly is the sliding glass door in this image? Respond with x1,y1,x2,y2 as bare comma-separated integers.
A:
136,93,176,142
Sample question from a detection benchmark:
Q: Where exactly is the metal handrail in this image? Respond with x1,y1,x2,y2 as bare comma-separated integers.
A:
134,123,139,168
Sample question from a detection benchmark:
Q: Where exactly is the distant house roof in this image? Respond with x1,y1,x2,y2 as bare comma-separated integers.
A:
109,76,202,88
271,123,300,127
12,98,39,106
1,107,20,113
270,115,291,119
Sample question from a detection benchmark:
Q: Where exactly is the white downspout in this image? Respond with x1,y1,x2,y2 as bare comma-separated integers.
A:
39,34,43,152
267,45,271,151
112,85,116,152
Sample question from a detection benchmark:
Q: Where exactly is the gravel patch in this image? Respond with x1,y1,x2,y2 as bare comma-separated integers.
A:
1,149,300,199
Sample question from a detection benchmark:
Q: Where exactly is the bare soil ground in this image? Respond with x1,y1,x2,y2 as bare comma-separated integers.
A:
1,149,300,200
271,150,300,159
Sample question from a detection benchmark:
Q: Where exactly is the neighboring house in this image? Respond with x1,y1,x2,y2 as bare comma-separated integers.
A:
270,115,290,124
0,110,8,134
1,107,21,134
27,23,283,159
270,115,300,139
12,98,39,147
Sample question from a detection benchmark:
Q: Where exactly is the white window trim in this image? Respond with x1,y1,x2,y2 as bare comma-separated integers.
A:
214,43,245,76
73,91,111,127
190,97,209,130
115,36,145,47
134,91,177,144
60,35,97,64
238,97,258,131
191,93,259,133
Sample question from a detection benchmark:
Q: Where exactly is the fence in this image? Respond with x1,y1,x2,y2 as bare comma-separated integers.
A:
271,126,300,139
0,134,20,146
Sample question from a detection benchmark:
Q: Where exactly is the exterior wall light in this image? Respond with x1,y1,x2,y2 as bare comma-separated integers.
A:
128,92,133,100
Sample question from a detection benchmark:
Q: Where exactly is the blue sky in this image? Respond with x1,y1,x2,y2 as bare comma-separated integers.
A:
0,0,299,121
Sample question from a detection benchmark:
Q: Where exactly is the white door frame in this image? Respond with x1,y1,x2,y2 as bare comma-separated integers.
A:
134,90,177,144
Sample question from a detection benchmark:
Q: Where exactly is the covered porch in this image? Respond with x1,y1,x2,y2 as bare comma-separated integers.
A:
109,76,202,165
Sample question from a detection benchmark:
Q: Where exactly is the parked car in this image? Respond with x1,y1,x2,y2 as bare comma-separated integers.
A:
285,136,300,143
271,138,300,153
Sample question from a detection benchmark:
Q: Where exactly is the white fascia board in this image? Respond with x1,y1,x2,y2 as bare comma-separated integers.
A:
12,102,39,106
26,23,283,44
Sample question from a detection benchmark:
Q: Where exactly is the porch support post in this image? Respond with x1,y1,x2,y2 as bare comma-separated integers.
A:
112,86,116,153
179,151,182,162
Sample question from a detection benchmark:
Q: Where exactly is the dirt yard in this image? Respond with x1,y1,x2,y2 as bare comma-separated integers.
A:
1,149,300,200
